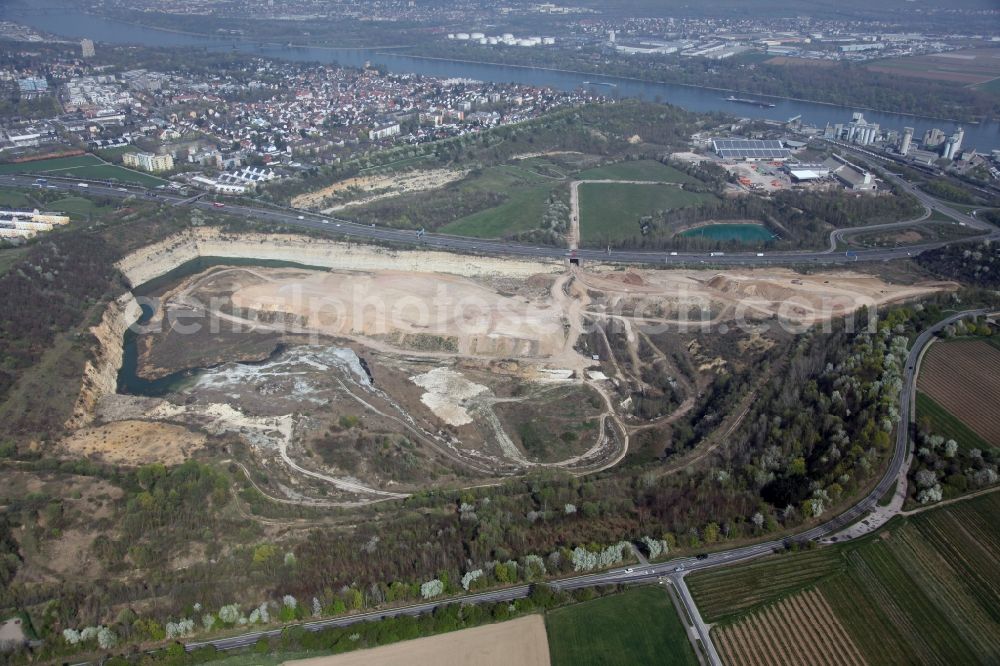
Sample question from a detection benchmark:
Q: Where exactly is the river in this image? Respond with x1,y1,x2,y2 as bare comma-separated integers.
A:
4,2,1000,152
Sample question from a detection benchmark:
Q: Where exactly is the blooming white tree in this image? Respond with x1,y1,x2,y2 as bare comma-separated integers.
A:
571,546,597,572
202,614,216,631
597,542,630,569
641,536,668,559
218,604,241,624
974,468,998,487
915,469,937,489
564,503,577,514
524,554,547,578
421,579,444,599
917,484,943,504
97,627,117,650
313,597,322,618
282,595,297,609
62,629,81,645
804,498,824,518
461,569,483,591
166,619,195,639
943,440,958,458
80,627,98,642
284,552,297,566
751,512,765,530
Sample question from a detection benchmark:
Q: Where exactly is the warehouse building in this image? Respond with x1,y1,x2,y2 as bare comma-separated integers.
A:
712,139,792,161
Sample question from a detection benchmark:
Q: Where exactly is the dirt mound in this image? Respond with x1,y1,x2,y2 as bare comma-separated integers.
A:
621,271,646,286
707,274,795,301
61,420,207,465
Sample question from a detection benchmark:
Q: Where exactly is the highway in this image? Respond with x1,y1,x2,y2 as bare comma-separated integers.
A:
4,169,991,660
2,171,996,270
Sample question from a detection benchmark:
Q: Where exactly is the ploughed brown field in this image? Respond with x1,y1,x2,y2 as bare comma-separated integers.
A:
917,339,1000,446
284,614,550,666
714,588,867,666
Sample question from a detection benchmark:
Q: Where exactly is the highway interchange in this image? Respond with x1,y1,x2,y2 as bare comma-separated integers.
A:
4,158,995,663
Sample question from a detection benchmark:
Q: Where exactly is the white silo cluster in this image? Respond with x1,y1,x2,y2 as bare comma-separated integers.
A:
447,31,556,47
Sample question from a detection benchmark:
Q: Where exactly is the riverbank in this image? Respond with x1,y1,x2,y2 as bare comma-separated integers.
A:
5,3,997,150
84,9,418,50
385,51,983,126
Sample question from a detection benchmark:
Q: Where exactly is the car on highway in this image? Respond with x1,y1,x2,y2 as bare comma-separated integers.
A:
624,567,634,573
77,183,89,188
213,202,225,208
297,215,304,220
674,565,685,572
696,553,708,560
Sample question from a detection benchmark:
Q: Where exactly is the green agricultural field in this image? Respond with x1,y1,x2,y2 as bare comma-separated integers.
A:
440,185,552,237
916,392,993,452
579,183,715,245
53,164,167,187
545,586,699,666
577,159,698,184
688,548,844,622
0,154,168,187
352,164,558,237
690,491,1000,664
46,196,99,217
0,155,104,174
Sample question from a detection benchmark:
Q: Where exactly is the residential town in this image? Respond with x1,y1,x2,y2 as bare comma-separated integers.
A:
1,44,602,194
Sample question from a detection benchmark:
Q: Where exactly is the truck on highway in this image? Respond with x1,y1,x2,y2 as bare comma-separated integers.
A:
77,182,89,188
212,202,225,208
34,178,47,187
709,251,725,257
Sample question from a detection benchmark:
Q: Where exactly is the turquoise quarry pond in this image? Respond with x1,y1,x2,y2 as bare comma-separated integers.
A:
679,223,775,243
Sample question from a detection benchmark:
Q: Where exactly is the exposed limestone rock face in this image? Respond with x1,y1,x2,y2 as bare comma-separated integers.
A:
66,293,142,429
70,230,562,430
115,227,562,287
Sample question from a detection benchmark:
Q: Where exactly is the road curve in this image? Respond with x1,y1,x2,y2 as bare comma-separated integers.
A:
6,171,990,658
2,173,995,270
169,309,985,655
